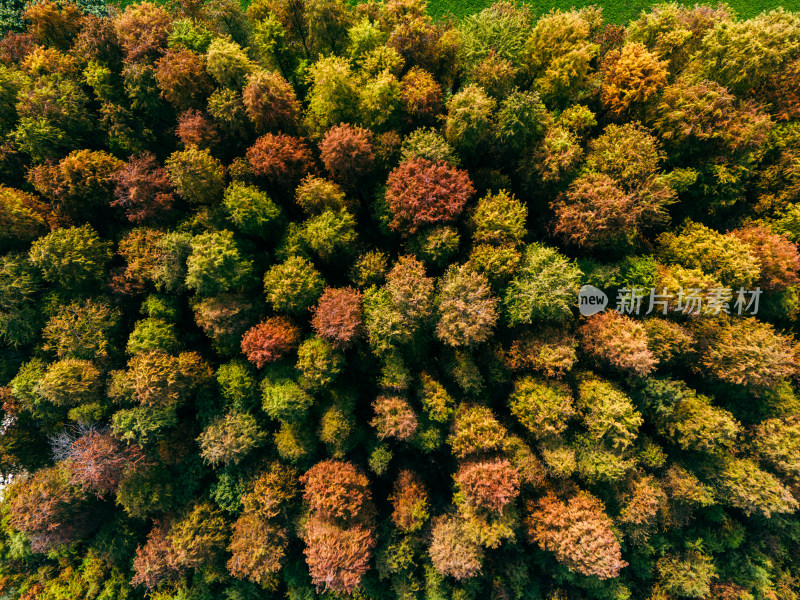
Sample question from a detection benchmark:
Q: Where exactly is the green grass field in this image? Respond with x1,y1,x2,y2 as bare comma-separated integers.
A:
426,0,800,23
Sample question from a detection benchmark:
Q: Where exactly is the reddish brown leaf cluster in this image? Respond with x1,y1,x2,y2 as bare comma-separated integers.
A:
526,492,628,580
154,48,213,111
301,460,376,594
385,157,475,234
65,430,146,497
246,133,315,190
579,311,658,376
730,225,800,290
311,287,364,349
454,458,520,513
243,70,302,132
371,395,418,441
112,153,175,224
176,109,218,150
319,124,376,190
241,317,301,368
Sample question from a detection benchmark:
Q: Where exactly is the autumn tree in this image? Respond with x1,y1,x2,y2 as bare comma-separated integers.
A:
385,157,475,234
579,311,658,376
435,264,498,347
241,316,302,368
526,491,627,579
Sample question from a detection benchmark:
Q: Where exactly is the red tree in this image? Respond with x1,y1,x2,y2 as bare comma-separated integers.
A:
65,429,147,497
300,459,372,522
385,157,475,234
246,133,315,190
454,458,520,513
311,287,364,349
526,492,627,580
730,225,800,290
319,124,376,190
112,153,176,224
241,317,302,368
154,48,213,111
176,109,218,150
303,516,376,595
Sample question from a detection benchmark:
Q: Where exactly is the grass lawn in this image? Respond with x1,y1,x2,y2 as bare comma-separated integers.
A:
426,0,800,23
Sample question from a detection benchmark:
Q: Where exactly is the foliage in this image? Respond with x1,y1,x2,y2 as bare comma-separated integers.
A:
3,3,800,599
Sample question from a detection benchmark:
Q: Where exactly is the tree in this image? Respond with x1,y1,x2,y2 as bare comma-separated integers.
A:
435,264,498,347
246,133,315,190
154,47,213,110
243,69,302,132
552,173,642,250
7,466,88,552
371,395,418,440
503,243,582,324
508,376,574,439
655,551,716,599
390,470,429,533
300,209,358,261
495,89,549,153
304,55,360,133
165,146,225,205
319,123,376,191
131,521,182,588
697,318,796,388
428,515,483,580
28,225,111,291
241,317,302,368
296,337,344,389
205,36,256,88
454,458,520,512
113,2,171,61
62,429,146,497
303,517,377,595
35,358,102,407
575,375,643,450
300,459,372,522
228,513,287,586
262,375,313,421
600,42,667,117
311,287,363,349
0,186,49,251
192,293,260,355
263,255,325,315
470,189,527,246
692,9,800,94
712,455,798,518
448,406,507,459
443,84,496,159
42,299,120,360
526,491,627,579
730,225,800,290
579,311,658,376
223,182,283,238
198,411,265,466
185,230,254,296
385,157,475,235
295,175,351,214
658,221,761,288
112,153,176,224
400,66,443,125
522,7,601,104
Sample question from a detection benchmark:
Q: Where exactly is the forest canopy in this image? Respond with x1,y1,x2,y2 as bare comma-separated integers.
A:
1,0,800,599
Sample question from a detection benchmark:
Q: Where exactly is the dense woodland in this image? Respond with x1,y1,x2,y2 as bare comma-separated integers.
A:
2,0,800,598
